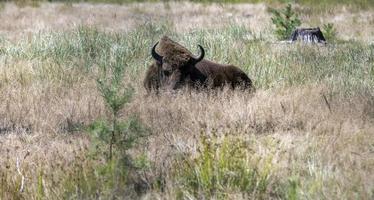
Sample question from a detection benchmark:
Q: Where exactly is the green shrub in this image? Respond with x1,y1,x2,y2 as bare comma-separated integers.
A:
92,54,149,161
81,28,150,181
172,135,275,199
322,23,338,42
71,49,150,196
270,4,301,40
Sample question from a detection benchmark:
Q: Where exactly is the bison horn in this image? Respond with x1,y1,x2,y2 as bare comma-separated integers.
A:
151,42,163,62
192,45,205,64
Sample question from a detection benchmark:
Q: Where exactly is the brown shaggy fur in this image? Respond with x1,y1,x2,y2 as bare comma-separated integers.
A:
144,36,253,92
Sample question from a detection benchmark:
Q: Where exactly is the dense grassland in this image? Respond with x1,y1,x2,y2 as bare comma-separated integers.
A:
6,0,374,8
0,1,373,199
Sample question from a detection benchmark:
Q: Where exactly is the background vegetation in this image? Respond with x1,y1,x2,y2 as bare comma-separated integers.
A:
2,0,374,8
0,1,373,199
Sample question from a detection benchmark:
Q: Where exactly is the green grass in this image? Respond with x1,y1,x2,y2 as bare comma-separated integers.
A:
1,23,372,95
172,135,277,199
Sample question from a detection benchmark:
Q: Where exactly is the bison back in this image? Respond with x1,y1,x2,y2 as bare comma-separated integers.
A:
196,60,253,90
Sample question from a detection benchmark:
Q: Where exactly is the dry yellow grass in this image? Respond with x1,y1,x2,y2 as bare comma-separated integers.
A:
0,2,373,199
1,82,372,198
0,2,373,41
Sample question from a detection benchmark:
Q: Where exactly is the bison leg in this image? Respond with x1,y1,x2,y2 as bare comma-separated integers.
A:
143,63,161,93
232,72,253,91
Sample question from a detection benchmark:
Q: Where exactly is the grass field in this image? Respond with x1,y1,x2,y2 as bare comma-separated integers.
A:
0,1,373,199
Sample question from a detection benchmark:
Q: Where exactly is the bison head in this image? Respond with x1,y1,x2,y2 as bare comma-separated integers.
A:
151,42,205,90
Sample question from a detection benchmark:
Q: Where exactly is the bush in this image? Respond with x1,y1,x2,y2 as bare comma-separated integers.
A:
322,23,338,42
92,53,149,161
270,4,301,40
172,135,276,199
78,33,150,197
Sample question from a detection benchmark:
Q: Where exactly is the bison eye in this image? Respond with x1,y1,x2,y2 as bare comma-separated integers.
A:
163,70,171,77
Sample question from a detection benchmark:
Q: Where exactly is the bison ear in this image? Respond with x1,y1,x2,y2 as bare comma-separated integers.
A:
151,42,163,63
190,45,205,65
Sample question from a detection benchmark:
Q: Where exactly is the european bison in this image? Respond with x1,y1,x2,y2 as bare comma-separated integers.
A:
144,36,253,92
